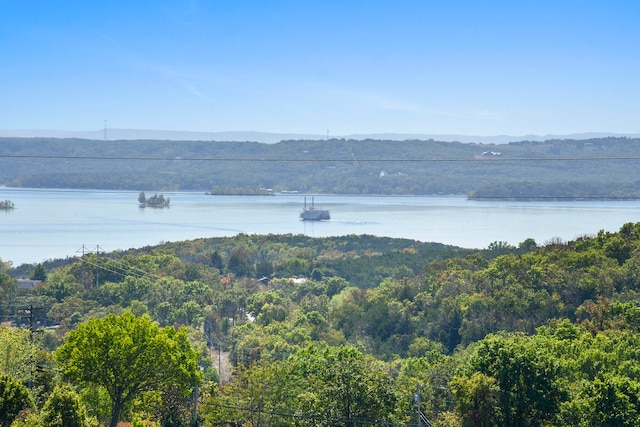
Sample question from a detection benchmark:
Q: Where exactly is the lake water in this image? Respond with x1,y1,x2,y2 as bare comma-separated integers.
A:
1,188,640,266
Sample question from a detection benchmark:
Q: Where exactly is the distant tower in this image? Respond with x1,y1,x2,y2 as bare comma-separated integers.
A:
327,130,329,140
104,120,107,141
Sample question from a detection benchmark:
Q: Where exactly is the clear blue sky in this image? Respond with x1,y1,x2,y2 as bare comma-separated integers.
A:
2,0,639,136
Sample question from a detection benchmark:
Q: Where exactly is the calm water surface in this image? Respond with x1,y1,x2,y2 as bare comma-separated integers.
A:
2,188,640,265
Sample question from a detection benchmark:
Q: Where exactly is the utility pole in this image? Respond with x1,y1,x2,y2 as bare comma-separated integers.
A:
94,245,103,287
24,305,44,341
415,386,421,427
192,381,198,426
77,244,88,288
414,383,432,427
24,305,42,389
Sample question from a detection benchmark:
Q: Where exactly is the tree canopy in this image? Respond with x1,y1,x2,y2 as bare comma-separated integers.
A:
3,136,640,197
0,373,33,427
56,312,201,427
5,223,640,424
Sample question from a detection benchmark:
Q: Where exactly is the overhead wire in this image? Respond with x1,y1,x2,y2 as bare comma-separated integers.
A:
1,152,640,198
2,154,640,162
205,401,411,426
79,255,164,282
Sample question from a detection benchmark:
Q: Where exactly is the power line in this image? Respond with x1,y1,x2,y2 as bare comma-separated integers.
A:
2,154,640,163
205,401,408,426
79,254,163,283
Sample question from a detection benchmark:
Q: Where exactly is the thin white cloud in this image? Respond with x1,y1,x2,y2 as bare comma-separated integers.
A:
325,85,503,122
132,61,213,102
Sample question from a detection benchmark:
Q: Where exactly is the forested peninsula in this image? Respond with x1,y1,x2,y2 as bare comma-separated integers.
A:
4,226,640,425
2,136,640,198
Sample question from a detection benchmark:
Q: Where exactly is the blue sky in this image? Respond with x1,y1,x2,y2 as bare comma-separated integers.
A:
1,0,639,136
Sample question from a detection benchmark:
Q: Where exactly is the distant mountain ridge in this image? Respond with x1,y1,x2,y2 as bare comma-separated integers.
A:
1,128,638,144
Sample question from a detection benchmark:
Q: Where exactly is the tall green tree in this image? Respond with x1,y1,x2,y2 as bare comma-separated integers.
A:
227,247,254,277
0,273,16,319
208,345,398,426
0,373,33,427
30,264,47,282
462,333,565,427
451,372,500,427
40,383,92,427
289,345,397,426
56,312,201,427
0,326,37,382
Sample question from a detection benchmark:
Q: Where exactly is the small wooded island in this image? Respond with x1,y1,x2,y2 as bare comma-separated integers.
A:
138,192,170,208
0,199,15,210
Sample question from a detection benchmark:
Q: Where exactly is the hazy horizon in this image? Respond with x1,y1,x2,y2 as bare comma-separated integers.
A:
2,1,639,136
1,128,639,145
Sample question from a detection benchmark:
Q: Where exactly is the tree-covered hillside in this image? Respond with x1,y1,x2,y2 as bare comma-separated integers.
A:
3,225,640,425
2,136,640,196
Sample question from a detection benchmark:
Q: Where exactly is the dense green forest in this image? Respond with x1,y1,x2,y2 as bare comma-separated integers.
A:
2,136,640,197
3,226,640,425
